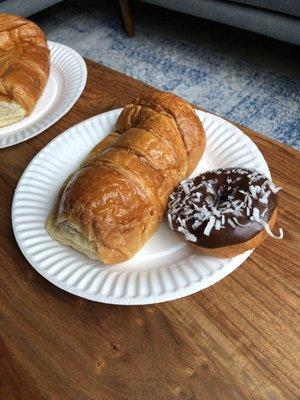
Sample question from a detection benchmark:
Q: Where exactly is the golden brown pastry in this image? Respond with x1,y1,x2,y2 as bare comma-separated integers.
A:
46,92,206,264
0,14,50,127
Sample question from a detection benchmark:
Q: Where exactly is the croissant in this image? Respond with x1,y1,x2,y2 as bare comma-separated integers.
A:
0,14,50,127
46,92,206,264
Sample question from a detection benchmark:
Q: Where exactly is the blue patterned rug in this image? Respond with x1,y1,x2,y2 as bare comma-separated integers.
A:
33,1,299,149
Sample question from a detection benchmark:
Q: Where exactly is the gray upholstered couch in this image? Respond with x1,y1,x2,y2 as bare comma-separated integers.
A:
1,0,299,45
0,0,63,16
141,0,300,45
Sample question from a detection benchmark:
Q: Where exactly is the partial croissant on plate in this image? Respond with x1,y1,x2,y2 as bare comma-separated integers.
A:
46,92,206,264
0,14,50,127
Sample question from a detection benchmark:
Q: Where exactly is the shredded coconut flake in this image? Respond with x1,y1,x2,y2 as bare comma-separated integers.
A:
227,218,236,228
233,217,247,226
192,220,201,230
178,226,197,242
259,190,271,204
252,207,260,222
204,216,216,236
182,181,190,195
249,185,257,199
260,220,284,239
215,219,221,230
168,213,173,229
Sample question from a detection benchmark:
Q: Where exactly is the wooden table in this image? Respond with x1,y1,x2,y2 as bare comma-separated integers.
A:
0,60,299,400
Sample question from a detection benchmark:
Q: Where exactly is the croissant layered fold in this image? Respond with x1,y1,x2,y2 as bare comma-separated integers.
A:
46,92,206,264
0,14,50,127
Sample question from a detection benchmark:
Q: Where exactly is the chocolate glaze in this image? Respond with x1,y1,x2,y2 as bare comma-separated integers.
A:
167,168,279,249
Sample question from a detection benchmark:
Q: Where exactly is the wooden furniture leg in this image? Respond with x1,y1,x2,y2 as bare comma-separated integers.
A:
118,0,134,37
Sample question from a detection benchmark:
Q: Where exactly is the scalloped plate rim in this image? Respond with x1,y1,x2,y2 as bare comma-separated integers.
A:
12,108,270,305
0,41,87,148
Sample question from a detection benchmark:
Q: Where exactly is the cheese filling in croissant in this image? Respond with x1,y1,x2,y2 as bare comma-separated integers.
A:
46,92,206,264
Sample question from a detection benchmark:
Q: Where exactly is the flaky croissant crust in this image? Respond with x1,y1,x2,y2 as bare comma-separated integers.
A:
46,92,206,264
0,13,50,114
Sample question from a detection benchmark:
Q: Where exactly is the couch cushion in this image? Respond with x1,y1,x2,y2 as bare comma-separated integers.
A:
229,0,300,18
142,0,300,45
0,0,63,17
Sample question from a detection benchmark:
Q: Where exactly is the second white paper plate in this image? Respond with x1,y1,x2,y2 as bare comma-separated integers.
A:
0,41,87,148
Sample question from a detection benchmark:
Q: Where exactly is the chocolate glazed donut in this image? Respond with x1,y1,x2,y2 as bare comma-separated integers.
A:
167,168,283,258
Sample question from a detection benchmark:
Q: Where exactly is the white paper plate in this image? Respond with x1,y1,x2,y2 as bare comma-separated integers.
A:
0,41,87,148
12,109,270,304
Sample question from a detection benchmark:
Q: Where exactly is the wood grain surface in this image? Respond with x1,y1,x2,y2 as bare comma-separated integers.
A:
0,60,299,400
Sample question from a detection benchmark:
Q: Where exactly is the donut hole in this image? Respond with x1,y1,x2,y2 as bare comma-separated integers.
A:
214,185,238,210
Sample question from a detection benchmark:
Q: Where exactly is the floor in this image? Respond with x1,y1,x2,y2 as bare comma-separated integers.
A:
32,0,300,149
